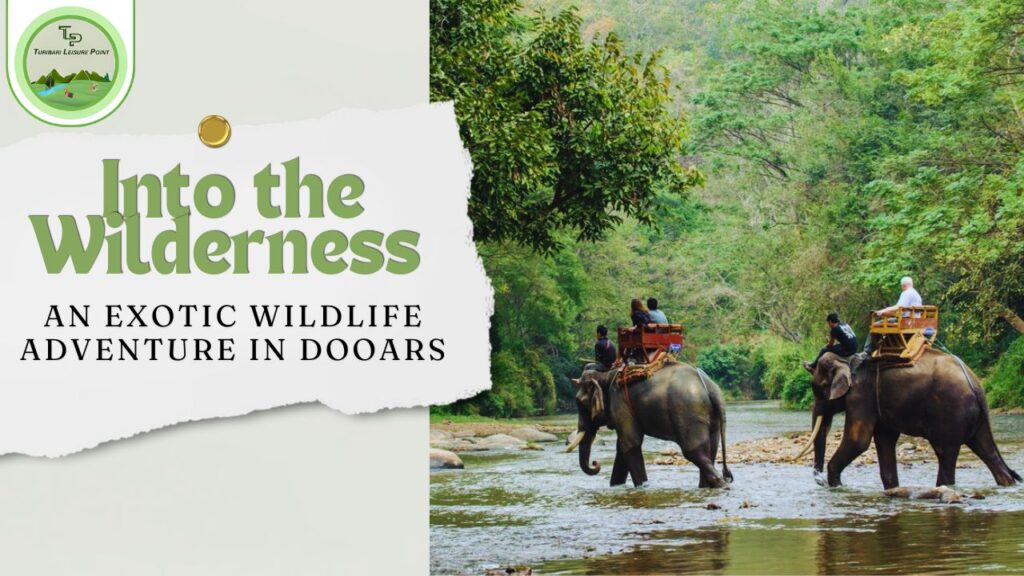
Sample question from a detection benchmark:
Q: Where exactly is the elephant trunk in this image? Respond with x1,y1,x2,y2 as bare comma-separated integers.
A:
577,429,601,475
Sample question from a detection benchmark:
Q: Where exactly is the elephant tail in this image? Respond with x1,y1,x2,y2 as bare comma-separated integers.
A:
960,358,1022,484
979,401,1022,484
719,410,733,483
698,367,733,483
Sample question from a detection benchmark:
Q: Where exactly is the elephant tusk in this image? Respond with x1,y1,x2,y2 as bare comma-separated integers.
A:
566,431,585,453
792,415,824,462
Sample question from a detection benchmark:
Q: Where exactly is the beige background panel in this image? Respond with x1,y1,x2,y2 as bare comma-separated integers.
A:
0,405,427,575
2,0,427,143
0,0,429,573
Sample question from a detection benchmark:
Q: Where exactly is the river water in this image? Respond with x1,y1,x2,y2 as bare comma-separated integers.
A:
37,83,68,97
430,402,1024,574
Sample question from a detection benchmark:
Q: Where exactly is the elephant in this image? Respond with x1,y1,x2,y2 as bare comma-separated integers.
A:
567,363,733,488
800,350,1021,488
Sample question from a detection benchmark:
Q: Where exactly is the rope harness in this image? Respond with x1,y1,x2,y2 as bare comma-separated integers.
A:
695,366,711,397
609,365,633,417
933,338,977,393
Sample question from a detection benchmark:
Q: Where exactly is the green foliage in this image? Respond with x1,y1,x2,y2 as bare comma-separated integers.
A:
445,349,556,418
780,368,814,411
688,0,1024,394
694,337,814,406
698,343,762,398
431,0,707,417
431,0,701,253
985,337,1024,409
433,0,1024,416
745,337,814,409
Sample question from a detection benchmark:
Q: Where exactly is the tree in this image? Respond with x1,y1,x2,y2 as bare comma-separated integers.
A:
431,0,700,253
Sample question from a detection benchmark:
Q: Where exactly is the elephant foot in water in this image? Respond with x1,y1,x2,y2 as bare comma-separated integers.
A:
688,450,728,489
812,467,843,488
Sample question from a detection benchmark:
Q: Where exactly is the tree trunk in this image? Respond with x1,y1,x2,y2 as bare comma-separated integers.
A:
1001,306,1024,334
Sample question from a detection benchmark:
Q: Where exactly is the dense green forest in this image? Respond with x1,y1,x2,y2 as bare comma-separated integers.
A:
431,0,1024,415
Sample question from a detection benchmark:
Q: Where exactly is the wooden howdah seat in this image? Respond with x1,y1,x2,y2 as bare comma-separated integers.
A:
868,306,938,362
618,323,685,365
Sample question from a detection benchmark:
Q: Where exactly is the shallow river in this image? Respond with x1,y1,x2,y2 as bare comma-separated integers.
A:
430,402,1024,574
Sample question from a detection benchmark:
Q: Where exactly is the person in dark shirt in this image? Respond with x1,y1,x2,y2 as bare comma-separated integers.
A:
806,312,858,370
589,325,617,372
630,298,652,328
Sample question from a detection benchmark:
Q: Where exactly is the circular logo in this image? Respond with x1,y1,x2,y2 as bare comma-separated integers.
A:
15,7,128,122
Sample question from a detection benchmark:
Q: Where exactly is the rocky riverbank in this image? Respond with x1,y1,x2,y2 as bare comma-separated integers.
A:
431,420,997,470
432,420,575,439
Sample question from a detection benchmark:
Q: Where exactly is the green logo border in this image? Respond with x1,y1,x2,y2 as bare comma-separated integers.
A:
7,4,135,126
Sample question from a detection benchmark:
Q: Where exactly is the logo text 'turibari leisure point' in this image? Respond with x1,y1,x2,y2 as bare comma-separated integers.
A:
10,5,132,125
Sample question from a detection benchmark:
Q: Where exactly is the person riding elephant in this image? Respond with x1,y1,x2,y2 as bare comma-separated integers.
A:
805,312,857,371
587,325,617,372
864,276,923,356
567,363,733,488
647,298,669,324
799,350,1020,488
630,298,652,328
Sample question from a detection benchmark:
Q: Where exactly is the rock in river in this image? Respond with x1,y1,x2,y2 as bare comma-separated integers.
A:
430,448,464,469
430,429,454,444
884,485,963,503
508,427,558,443
477,433,527,449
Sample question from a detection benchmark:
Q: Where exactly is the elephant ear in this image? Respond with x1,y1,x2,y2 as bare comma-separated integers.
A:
588,381,605,421
828,362,852,400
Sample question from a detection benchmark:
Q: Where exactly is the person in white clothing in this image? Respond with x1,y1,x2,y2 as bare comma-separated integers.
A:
864,276,924,356
875,276,922,318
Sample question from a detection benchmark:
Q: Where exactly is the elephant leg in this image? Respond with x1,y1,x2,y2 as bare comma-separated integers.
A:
698,436,718,489
697,449,711,489
684,449,726,489
625,446,647,487
932,442,960,487
707,428,720,470
827,418,873,487
610,449,629,487
874,425,900,490
966,420,1019,486
710,432,733,483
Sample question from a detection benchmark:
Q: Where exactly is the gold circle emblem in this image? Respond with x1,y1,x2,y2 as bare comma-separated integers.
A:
198,115,231,148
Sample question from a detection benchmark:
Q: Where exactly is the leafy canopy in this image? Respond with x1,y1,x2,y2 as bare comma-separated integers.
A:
431,0,701,253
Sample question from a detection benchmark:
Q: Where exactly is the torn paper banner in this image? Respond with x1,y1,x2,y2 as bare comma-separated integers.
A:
0,103,493,457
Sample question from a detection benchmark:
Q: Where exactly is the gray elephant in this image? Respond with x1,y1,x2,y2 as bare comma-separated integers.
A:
567,363,733,488
799,350,1021,488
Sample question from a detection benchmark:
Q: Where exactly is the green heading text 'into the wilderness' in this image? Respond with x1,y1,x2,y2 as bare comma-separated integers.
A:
30,159,422,275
